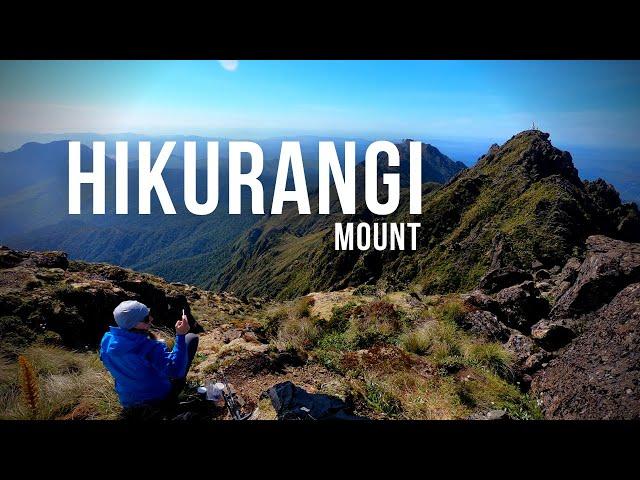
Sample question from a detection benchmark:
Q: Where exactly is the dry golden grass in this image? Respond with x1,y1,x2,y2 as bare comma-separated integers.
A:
0,345,120,420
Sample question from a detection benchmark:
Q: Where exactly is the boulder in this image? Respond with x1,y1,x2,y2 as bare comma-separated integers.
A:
223,329,243,343
461,290,500,313
504,331,538,368
478,267,533,294
531,282,640,419
534,269,550,281
495,281,549,332
550,235,640,319
530,318,575,351
457,309,510,342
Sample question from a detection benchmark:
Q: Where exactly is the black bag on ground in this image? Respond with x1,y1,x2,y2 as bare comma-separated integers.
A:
267,381,364,420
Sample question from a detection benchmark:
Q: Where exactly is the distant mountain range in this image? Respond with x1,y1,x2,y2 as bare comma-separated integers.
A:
0,136,465,286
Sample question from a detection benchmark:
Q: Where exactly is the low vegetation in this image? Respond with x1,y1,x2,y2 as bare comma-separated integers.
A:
263,294,541,420
0,344,120,420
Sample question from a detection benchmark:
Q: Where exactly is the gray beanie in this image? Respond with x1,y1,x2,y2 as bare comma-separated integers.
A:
113,300,150,330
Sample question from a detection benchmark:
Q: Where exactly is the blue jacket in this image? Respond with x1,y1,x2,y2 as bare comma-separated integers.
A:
100,327,188,408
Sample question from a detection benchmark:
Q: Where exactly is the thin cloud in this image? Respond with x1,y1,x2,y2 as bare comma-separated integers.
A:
217,60,239,72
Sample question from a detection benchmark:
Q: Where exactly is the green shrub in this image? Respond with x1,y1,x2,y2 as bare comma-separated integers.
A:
362,378,402,417
326,302,358,333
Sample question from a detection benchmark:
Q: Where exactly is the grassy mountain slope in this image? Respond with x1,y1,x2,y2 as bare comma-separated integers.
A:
216,131,640,299
215,140,467,298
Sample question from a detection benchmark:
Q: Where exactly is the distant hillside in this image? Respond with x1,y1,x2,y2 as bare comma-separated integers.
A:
215,140,468,298
0,141,263,284
215,131,640,299
0,138,462,286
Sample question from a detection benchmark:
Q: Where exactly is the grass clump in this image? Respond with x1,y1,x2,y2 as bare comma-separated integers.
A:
292,295,315,318
345,301,404,348
275,317,320,352
259,307,290,340
0,345,120,420
399,298,512,379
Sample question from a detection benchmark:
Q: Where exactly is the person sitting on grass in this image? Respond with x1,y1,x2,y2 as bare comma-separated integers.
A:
100,300,199,411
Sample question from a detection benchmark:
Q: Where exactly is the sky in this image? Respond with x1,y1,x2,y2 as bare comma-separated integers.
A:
0,60,639,149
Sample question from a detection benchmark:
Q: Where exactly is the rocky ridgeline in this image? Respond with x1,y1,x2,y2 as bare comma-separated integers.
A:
461,235,640,419
0,246,260,352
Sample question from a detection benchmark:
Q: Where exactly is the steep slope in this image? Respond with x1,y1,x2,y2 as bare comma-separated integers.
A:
217,131,639,299
215,141,466,298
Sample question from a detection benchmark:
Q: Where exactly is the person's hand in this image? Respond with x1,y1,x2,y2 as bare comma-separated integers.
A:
176,313,190,335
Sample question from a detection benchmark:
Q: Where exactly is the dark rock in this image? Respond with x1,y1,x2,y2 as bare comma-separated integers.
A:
504,331,539,369
531,282,640,419
223,329,243,343
457,309,510,342
0,249,25,269
531,260,544,270
550,235,640,319
478,267,533,294
29,251,69,270
534,269,550,281
546,257,582,303
530,318,575,351
495,281,549,332
462,290,500,313
242,331,260,343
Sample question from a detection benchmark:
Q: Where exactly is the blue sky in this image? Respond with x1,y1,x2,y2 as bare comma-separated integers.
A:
0,60,639,149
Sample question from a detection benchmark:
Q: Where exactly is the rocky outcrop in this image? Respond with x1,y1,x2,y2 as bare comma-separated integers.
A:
494,281,549,332
477,267,533,294
526,235,640,419
0,246,239,352
460,234,640,420
457,308,510,342
531,283,640,419
549,235,640,319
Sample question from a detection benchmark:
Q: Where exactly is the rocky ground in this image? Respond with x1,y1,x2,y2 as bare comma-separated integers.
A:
462,235,640,419
1,234,639,419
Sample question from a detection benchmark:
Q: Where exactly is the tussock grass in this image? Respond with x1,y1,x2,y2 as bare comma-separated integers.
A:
345,301,404,348
399,299,513,379
275,317,319,352
0,345,120,420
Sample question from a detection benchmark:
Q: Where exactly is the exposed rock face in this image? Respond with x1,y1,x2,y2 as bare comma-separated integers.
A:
550,235,640,319
461,234,640,419
0,246,211,351
526,235,640,419
494,281,549,332
478,267,533,294
531,283,640,419
457,309,510,342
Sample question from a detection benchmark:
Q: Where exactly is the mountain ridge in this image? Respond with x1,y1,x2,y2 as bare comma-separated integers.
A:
215,130,640,300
